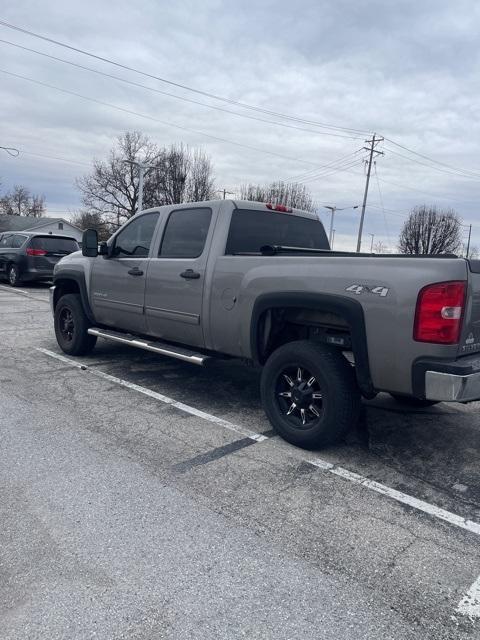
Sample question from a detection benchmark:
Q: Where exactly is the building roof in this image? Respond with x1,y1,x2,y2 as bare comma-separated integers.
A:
0,215,82,233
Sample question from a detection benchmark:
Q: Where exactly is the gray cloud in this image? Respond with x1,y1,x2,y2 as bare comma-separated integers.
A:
1,0,479,250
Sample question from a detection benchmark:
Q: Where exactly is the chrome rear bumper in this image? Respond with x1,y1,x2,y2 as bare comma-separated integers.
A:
425,370,480,402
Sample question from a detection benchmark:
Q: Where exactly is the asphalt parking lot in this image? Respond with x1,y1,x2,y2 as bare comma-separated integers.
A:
1,283,479,639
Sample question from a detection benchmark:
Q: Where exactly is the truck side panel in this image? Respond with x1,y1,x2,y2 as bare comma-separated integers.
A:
208,254,469,396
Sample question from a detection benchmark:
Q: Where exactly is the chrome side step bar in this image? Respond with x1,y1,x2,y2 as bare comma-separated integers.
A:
87,327,210,365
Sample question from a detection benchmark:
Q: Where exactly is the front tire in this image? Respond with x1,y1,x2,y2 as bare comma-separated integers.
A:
261,340,361,449
8,264,21,286
54,293,97,356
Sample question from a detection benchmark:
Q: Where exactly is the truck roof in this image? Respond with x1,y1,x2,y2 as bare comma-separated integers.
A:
142,200,319,221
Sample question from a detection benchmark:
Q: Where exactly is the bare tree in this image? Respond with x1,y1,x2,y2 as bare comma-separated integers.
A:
240,181,315,212
399,205,462,255
373,240,389,253
71,211,112,241
0,185,45,217
460,242,479,259
76,132,216,225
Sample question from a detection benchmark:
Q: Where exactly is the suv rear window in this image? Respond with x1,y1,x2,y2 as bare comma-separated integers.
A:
30,236,79,254
225,209,329,254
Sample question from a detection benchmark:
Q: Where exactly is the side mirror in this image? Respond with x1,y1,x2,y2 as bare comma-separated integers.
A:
82,229,98,257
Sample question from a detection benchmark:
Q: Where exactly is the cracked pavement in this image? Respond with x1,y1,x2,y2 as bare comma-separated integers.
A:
0,283,479,639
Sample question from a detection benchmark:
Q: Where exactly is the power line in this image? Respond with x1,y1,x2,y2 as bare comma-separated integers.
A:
0,68,331,169
384,137,480,179
383,145,480,181
20,149,90,166
0,19,371,136
0,145,19,156
0,38,361,141
282,149,363,182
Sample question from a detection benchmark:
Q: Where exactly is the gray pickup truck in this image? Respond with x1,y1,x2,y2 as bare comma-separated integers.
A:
50,199,480,449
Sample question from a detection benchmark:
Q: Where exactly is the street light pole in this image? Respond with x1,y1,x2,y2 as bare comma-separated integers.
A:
369,233,375,252
323,205,359,248
122,160,156,214
324,206,337,246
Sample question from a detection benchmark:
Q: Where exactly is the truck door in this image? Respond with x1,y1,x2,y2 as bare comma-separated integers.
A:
90,212,160,334
145,206,215,348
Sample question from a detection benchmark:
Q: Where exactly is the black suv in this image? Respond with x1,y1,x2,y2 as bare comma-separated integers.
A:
0,232,79,286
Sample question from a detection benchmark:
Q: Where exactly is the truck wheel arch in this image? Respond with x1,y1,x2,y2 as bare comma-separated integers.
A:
250,292,374,397
53,272,95,324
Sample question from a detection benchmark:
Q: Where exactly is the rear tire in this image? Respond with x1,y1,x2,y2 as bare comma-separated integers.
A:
389,394,439,408
261,340,361,449
54,293,97,356
8,264,21,286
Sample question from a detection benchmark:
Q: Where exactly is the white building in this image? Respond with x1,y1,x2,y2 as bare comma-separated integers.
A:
0,216,83,242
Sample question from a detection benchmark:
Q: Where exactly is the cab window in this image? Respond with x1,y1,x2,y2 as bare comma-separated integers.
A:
113,213,159,258
159,208,212,258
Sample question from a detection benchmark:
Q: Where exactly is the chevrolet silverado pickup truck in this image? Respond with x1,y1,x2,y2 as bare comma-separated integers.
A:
50,199,480,449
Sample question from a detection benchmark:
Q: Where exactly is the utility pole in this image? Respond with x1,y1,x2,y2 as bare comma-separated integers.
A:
369,233,375,252
323,205,359,247
122,159,156,214
356,133,384,252
466,224,472,258
217,189,235,200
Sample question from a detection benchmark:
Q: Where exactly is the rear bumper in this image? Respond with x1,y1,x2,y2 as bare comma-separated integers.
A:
413,353,480,402
425,370,480,402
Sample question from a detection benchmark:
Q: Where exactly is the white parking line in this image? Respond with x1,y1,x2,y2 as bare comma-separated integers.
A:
457,575,480,619
35,347,267,443
309,456,480,537
0,284,49,303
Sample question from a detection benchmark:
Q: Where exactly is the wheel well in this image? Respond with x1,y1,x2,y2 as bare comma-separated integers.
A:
252,297,374,398
53,279,80,310
256,306,351,363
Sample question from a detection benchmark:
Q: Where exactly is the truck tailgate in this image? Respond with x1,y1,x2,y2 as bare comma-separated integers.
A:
460,264,480,356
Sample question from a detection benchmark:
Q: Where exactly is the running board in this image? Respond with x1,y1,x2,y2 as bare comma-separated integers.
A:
87,328,210,365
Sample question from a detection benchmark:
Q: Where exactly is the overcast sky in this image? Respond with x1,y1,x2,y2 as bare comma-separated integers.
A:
1,0,479,251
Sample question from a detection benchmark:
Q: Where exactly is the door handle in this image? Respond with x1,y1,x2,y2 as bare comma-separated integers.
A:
128,268,144,276
180,269,200,279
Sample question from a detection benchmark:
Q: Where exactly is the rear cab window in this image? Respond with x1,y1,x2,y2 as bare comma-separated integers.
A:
30,236,79,254
159,208,212,258
225,208,329,254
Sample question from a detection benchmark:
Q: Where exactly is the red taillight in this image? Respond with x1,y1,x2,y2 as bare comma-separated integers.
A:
266,203,293,213
26,248,47,256
413,281,466,344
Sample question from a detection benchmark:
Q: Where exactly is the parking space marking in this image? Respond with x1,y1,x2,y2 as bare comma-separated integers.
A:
457,575,480,619
308,456,480,537
36,347,268,443
0,284,49,303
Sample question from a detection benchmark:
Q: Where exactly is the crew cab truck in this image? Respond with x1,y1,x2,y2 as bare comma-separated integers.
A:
50,200,480,449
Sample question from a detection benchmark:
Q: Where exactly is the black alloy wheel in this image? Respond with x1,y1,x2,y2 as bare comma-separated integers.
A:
261,340,361,449
275,365,324,429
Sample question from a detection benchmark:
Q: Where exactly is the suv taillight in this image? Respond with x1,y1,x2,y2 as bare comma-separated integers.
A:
26,248,47,256
413,280,466,344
